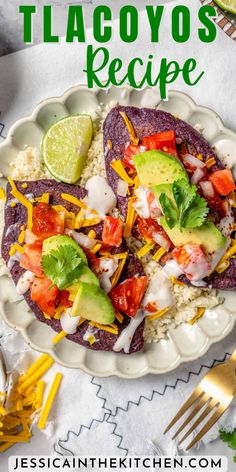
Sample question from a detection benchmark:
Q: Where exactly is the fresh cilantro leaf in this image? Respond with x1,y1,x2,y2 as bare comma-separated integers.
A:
42,245,82,290
159,193,178,229
160,179,209,230
181,195,209,229
220,429,236,463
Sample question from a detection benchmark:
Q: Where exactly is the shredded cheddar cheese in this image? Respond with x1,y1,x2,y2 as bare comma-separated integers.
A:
0,188,5,200
215,260,230,274
196,154,203,161
38,373,63,430
215,240,236,272
88,230,96,239
111,252,128,287
205,157,216,168
82,217,102,227
119,112,139,145
147,307,170,322
123,199,136,238
18,358,54,394
18,229,25,244
61,193,87,209
8,178,33,230
74,211,85,230
91,243,102,254
41,193,50,203
170,276,185,286
87,335,96,345
110,160,135,185
52,331,67,345
21,183,28,189
115,312,124,323
107,139,113,150
10,202,16,208
100,252,127,259
188,307,205,325
9,243,25,257
89,321,118,335
18,354,51,385
137,242,155,259
54,306,65,320
152,247,166,262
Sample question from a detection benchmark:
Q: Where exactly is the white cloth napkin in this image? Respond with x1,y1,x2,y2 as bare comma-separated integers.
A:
0,0,236,458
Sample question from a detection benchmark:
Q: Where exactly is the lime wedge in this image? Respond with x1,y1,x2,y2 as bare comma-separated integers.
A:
214,0,236,14
42,115,93,184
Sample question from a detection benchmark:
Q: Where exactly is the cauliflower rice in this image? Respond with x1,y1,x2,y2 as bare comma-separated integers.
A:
1,103,223,343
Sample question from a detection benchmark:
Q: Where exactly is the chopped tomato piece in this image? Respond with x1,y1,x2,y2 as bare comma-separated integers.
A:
58,290,72,308
20,242,43,276
32,203,65,240
209,169,235,196
31,276,59,316
123,143,147,169
83,249,100,270
141,130,177,157
173,244,210,281
109,276,148,317
102,216,123,247
136,217,171,250
146,191,161,220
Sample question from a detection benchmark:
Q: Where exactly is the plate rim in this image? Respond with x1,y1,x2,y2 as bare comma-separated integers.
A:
1,85,236,378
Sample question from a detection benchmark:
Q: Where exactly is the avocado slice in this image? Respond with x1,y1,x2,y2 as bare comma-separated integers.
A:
71,282,115,324
133,150,188,188
68,265,100,302
160,217,226,255
43,235,87,265
153,183,174,205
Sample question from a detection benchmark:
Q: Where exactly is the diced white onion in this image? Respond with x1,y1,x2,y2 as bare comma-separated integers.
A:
152,232,170,252
191,168,205,185
7,251,22,270
66,230,97,250
183,154,205,169
133,186,150,219
199,181,215,199
117,179,128,197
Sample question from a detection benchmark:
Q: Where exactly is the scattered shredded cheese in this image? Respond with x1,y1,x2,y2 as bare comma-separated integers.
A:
215,260,230,274
89,321,118,335
137,242,155,259
21,183,28,189
115,312,124,323
205,157,216,168
18,229,25,244
38,373,63,430
9,243,25,257
88,230,96,239
107,139,113,150
8,178,33,230
74,211,85,229
197,154,203,161
170,276,185,286
0,188,6,200
82,218,102,227
41,193,50,203
147,307,170,322
91,243,102,254
18,358,54,394
100,252,127,259
188,307,205,325
61,193,87,209
123,199,137,238
216,241,236,270
110,160,135,185
52,331,67,345
10,202,16,208
34,381,45,410
111,253,128,287
119,112,139,145
152,247,166,262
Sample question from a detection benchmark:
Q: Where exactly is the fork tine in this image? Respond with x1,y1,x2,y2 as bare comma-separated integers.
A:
186,405,226,450
172,393,209,440
178,399,218,446
164,387,203,434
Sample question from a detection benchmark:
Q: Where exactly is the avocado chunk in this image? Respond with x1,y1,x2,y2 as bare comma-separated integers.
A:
152,183,173,206
133,150,188,188
68,265,100,302
71,282,115,325
160,217,226,255
43,235,87,265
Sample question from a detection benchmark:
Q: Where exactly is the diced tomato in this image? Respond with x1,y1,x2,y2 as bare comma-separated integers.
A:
209,169,235,196
102,216,123,247
109,276,148,317
32,203,65,240
141,130,177,157
20,242,43,276
58,290,72,308
123,143,147,169
31,276,59,316
136,217,171,249
173,244,210,281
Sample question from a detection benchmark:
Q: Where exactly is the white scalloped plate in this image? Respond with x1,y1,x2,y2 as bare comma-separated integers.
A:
0,86,236,378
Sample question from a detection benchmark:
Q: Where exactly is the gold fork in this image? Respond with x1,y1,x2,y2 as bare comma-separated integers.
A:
164,348,236,450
